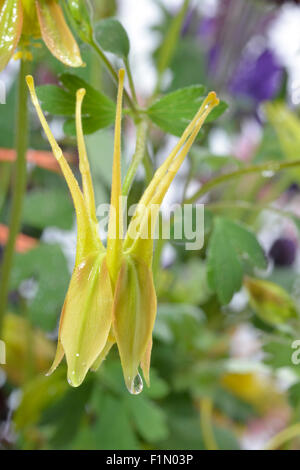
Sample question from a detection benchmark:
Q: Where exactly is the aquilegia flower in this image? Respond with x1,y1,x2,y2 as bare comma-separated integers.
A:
0,0,82,71
26,70,219,394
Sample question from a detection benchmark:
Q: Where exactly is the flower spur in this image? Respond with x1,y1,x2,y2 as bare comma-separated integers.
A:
26,70,219,393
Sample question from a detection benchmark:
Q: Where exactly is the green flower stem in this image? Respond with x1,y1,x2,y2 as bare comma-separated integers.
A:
90,38,138,118
143,148,154,186
0,162,10,213
184,159,300,204
200,397,218,451
206,200,288,216
122,120,148,197
153,214,165,285
265,422,300,450
124,57,138,105
0,59,30,336
155,0,191,93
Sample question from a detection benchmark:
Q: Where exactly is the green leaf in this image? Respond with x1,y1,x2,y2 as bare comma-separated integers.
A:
288,382,300,408
168,38,207,91
23,188,74,230
95,18,130,58
94,395,139,449
10,244,70,330
126,395,169,443
14,368,68,431
41,378,95,448
147,85,227,137
143,368,170,399
263,339,300,375
36,74,116,135
214,387,256,423
35,85,76,116
207,217,267,304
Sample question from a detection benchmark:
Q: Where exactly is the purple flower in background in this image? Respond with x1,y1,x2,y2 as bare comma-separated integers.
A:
229,49,283,103
269,237,297,266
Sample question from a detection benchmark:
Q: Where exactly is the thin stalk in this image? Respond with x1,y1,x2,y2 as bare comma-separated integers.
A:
206,200,292,218
122,120,148,197
143,148,154,186
0,162,10,213
155,0,191,93
90,38,138,117
185,159,300,204
200,397,218,451
124,57,138,104
265,423,300,450
0,60,29,336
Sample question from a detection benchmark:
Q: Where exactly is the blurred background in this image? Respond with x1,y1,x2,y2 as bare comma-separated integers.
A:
1,0,300,450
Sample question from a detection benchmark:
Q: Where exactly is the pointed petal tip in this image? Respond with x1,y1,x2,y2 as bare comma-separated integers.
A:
67,371,85,388
46,340,65,377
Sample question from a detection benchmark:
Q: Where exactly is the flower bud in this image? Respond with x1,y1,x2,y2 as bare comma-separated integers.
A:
245,277,298,326
66,0,94,44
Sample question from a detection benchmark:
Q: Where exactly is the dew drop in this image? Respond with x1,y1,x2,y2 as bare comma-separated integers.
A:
76,353,80,357
128,373,143,395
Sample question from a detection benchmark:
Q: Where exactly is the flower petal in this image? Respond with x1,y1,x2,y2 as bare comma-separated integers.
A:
141,337,152,387
46,338,64,376
107,69,125,286
26,75,102,264
22,0,40,37
60,254,113,387
91,335,115,371
125,92,220,265
35,0,82,67
113,257,157,393
0,0,23,71
76,88,98,226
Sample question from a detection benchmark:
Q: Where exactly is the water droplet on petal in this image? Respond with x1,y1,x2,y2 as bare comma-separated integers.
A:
128,373,143,395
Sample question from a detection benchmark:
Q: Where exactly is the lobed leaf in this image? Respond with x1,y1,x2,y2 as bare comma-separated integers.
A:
147,85,227,137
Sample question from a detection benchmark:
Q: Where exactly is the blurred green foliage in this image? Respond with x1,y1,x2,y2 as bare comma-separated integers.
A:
1,0,300,451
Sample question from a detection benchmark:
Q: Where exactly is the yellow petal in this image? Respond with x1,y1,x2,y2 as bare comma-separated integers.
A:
22,0,40,37
107,69,125,286
0,0,23,71
75,87,105,255
26,75,102,264
60,254,113,387
113,256,157,394
91,335,115,371
35,0,82,67
46,338,64,376
141,337,152,387
125,92,220,264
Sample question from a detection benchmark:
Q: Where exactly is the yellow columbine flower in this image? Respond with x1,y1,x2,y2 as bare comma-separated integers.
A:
26,70,219,393
0,0,83,71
